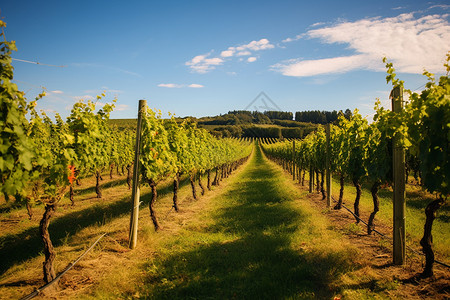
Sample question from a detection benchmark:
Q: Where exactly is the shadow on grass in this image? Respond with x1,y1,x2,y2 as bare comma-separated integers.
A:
140,145,352,299
0,177,128,214
361,182,449,224
0,201,23,214
0,196,131,276
73,177,129,196
0,176,192,277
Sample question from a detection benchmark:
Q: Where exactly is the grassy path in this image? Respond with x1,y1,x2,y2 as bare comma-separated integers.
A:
136,144,356,299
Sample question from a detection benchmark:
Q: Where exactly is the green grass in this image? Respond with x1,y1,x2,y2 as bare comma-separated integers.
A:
132,144,357,299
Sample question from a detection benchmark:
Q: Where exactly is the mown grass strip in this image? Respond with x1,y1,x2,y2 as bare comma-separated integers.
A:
138,144,357,299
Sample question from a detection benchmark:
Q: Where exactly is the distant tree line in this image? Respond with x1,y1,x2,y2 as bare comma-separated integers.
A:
210,125,316,139
295,109,352,124
200,110,271,125
198,109,353,126
263,111,293,120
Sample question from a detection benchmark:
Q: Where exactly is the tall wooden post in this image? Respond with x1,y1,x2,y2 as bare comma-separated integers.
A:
128,100,146,249
292,140,296,181
392,87,406,265
309,166,313,193
325,123,332,207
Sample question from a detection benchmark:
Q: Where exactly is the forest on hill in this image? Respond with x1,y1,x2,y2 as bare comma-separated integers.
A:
196,109,353,138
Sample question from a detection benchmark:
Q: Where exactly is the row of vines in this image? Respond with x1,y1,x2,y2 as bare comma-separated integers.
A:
1,19,251,286
262,54,449,278
138,106,252,232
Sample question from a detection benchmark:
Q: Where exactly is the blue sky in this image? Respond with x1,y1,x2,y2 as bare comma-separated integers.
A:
2,0,449,120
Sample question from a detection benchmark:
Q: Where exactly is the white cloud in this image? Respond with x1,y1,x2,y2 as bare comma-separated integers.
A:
274,12,450,77
185,54,224,73
221,48,235,57
311,22,325,27
282,34,304,43
429,4,450,10
237,38,274,51
186,38,274,73
236,50,252,56
191,55,206,64
188,84,204,88
247,57,257,62
158,83,183,88
272,55,368,77
158,83,204,88
50,90,64,94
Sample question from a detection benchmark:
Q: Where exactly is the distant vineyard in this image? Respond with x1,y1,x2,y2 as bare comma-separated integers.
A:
108,118,137,129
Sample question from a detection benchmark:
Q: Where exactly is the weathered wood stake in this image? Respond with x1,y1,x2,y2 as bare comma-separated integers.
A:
128,100,146,249
392,86,406,265
326,123,331,207
292,140,296,181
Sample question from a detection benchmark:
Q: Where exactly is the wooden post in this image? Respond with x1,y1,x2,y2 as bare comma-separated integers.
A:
325,123,332,208
392,86,406,265
128,100,146,249
309,166,313,193
292,140,296,181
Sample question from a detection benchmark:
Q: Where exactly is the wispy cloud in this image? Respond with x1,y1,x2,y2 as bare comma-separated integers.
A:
282,34,305,43
236,50,251,56
73,95,95,101
281,33,308,43
186,38,274,73
158,83,204,88
272,55,367,77
429,4,450,10
220,38,274,56
247,57,257,62
311,22,325,27
188,83,204,88
84,88,123,95
50,90,64,94
158,83,184,88
273,12,450,77
115,104,129,111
